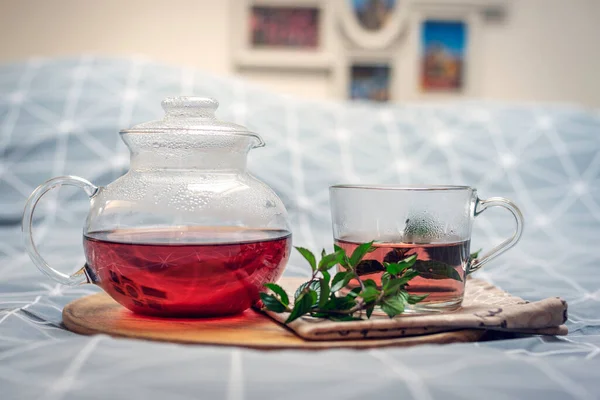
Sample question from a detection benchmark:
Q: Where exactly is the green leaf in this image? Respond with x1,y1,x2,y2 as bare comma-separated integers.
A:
405,254,418,265
286,291,316,323
381,272,391,287
349,241,376,266
334,245,351,268
318,278,330,308
394,270,420,286
259,293,287,313
318,250,344,271
345,286,362,298
470,248,482,260
366,302,376,319
331,296,357,310
385,254,418,275
407,293,429,304
355,259,385,275
363,279,378,288
383,248,407,264
359,286,380,303
342,255,351,268
398,290,409,302
413,260,463,282
383,277,407,295
331,271,353,292
294,280,320,302
263,283,289,306
380,296,405,318
321,270,331,285
321,295,356,311
295,247,316,271
321,249,327,258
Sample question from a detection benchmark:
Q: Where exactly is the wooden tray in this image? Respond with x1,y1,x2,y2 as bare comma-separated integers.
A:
63,281,485,350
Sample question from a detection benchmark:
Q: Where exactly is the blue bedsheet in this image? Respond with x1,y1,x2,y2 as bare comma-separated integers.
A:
1,57,599,399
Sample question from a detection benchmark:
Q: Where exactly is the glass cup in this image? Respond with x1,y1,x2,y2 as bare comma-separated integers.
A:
329,185,524,313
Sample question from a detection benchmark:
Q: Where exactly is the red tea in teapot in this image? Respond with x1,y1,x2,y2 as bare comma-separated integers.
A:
84,227,291,317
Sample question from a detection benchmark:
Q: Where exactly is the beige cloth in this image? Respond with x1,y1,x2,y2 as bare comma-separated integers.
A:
264,278,568,341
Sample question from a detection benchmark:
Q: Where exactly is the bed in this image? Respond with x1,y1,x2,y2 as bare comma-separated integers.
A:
1,57,599,399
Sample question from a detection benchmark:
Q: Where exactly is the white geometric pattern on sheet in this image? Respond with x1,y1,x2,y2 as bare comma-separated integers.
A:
0,57,599,399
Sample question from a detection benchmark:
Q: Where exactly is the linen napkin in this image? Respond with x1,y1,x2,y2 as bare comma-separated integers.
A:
264,278,568,341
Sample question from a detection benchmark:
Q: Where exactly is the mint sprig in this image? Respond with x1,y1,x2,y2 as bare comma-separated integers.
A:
260,242,435,323
261,242,477,323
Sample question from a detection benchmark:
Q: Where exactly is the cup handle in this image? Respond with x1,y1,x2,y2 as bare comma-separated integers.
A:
467,197,524,274
22,176,99,285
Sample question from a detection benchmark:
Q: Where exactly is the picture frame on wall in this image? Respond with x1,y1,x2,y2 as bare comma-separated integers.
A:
232,0,335,70
334,51,397,102
337,0,412,50
350,63,392,102
406,6,482,99
421,20,467,92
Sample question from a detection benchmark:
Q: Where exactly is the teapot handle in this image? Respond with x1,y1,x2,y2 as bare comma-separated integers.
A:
22,176,99,285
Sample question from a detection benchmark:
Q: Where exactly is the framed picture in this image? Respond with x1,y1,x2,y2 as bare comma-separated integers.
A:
334,51,397,101
232,0,335,69
404,6,482,99
250,6,319,49
337,0,412,49
350,64,392,102
421,20,467,92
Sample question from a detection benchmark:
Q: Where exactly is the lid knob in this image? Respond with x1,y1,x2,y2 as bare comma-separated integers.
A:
162,97,218,119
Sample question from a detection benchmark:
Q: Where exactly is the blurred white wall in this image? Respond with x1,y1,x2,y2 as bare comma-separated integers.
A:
481,0,600,108
0,0,599,107
0,0,232,74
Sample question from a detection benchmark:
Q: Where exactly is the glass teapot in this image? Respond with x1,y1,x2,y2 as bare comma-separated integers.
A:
22,97,291,317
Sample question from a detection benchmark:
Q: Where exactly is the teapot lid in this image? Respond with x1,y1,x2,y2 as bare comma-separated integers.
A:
120,97,264,147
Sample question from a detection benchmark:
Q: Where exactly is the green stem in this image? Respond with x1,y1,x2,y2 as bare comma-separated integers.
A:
300,269,320,296
311,299,366,316
354,272,365,292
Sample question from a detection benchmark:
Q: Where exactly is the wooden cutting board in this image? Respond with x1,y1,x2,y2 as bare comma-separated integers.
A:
62,279,485,350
